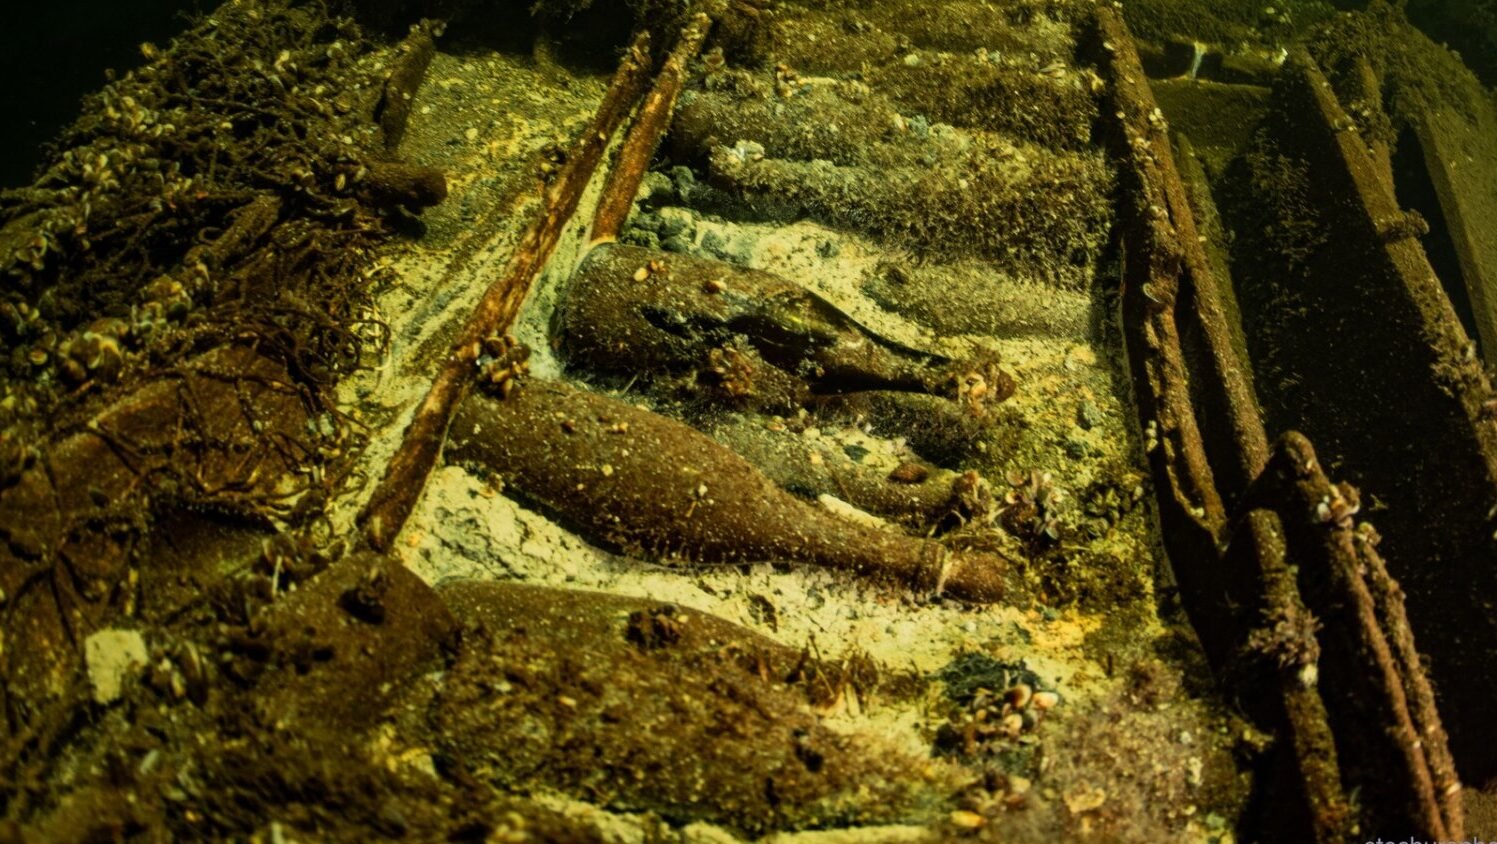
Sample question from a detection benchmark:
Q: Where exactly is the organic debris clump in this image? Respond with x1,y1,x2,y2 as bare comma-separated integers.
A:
0,0,408,448
0,0,444,809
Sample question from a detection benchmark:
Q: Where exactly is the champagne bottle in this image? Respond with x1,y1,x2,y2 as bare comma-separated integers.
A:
554,244,1005,409
447,378,1011,602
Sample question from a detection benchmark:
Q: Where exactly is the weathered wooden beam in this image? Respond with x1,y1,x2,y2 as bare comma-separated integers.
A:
1090,17,1346,843
1264,49,1497,785
1221,509,1353,843
1089,7,1230,549
1094,14,1271,499
1088,9,1463,840
1248,432,1462,840
1347,55,1395,190
1415,105,1497,368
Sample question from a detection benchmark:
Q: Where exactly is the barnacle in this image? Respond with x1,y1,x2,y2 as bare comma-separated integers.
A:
477,333,531,398
1000,468,1065,545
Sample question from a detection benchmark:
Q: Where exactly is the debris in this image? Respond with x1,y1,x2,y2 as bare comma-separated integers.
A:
85,629,148,705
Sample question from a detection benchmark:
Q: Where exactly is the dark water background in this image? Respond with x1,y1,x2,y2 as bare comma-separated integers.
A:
0,0,202,188
1405,0,1497,89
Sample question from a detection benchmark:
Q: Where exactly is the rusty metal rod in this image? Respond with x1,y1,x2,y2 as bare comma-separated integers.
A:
357,33,653,551
591,13,711,241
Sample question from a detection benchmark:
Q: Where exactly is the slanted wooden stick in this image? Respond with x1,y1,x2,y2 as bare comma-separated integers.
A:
591,14,711,241
358,33,653,550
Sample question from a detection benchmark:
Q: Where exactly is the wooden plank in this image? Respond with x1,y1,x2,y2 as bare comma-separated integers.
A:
1416,105,1497,368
